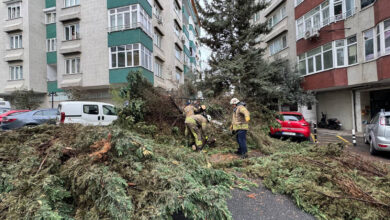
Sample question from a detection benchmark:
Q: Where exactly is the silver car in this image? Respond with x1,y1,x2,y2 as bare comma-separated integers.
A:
1,109,57,130
364,111,390,155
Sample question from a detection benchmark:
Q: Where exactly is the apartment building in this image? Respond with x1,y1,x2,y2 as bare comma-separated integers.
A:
0,0,201,107
0,0,47,104
295,0,390,132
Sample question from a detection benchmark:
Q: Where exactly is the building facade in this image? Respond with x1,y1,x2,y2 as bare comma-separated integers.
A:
256,0,390,132
0,0,201,107
296,0,390,132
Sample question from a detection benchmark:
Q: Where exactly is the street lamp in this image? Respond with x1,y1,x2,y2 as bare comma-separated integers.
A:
48,92,57,109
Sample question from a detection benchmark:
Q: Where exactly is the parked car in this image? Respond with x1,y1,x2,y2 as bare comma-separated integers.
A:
364,111,390,155
57,101,117,126
270,112,311,141
0,110,30,123
0,98,11,114
1,109,57,130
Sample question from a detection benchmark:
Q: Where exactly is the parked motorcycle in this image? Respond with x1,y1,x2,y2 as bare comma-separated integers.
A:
318,112,342,130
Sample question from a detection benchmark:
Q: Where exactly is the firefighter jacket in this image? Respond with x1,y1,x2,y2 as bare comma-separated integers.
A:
232,104,250,131
185,114,209,133
184,105,197,118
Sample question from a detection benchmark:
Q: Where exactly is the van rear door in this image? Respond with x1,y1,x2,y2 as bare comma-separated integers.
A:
82,104,101,125
101,104,118,125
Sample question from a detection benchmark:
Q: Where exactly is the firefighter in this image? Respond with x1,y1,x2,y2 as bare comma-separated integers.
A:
185,113,212,151
230,98,250,158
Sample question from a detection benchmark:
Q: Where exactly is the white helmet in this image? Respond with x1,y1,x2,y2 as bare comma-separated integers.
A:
206,115,212,122
230,98,240,105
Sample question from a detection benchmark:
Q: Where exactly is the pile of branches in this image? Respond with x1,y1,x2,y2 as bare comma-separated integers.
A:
0,124,243,219
213,137,390,219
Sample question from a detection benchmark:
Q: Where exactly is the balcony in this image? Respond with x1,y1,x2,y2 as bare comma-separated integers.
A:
3,17,22,32
4,48,23,62
154,46,165,62
59,40,81,54
108,22,153,38
265,18,288,43
59,5,81,22
4,79,26,93
60,73,82,88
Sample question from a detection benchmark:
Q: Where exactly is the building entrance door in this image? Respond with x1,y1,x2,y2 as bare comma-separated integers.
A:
370,89,390,118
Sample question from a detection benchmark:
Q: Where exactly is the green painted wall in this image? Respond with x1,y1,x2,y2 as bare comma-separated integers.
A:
47,81,63,93
107,0,152,16
45,0,56,8
184,46,190,57
182,6,189,20
190,57,196,65
109,67,153,84
46,24,56,39
47,52,57,64
108,29,153,51
183,26,189,39
190,40,196,50
184,65,190,75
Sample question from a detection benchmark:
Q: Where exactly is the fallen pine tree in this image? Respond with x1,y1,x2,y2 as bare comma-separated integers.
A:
0,124,247,220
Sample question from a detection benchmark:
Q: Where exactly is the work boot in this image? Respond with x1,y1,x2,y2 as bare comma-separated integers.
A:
234,150,241,155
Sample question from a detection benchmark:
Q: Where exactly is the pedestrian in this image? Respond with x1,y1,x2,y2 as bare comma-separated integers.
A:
230,98,250,158
185,113,212,151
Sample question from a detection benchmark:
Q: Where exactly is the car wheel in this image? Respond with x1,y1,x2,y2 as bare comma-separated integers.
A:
370,138,378,155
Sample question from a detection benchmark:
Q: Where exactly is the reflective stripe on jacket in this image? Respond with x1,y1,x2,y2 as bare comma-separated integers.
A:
185,114,208,132
232,105,250,131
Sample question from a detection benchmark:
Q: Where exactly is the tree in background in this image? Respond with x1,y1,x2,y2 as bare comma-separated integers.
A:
197,0,314,108
9,90,42,110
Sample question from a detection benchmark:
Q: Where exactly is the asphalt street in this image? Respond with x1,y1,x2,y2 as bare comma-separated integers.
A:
227,180,315,220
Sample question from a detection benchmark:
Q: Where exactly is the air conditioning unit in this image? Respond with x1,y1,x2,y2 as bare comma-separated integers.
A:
304,29,320,40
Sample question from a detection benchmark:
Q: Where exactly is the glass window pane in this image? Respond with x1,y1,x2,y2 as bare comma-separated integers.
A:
323,50,333,69
384,19,390,30
348,44,357,65
299,60,306,75
385,30,390,53
315,54,322,71
111,53,117,68
308,57,314,73
118,52,125,67
365,39,374,60
72,59,76,73
133,50,139,66
337,48,345,66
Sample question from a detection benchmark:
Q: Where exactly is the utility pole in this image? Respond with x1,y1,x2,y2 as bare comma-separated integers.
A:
48,92,57,109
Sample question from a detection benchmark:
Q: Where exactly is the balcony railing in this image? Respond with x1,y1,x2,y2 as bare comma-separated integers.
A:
108,22,152,38
297,8,357,39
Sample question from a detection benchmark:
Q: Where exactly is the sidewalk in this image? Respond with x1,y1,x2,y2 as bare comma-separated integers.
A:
316,128,363,138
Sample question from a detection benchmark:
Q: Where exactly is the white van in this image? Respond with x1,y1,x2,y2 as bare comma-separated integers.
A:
57,101,118,126
0,98,11,114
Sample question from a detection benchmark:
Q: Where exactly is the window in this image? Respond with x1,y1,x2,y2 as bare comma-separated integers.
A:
335,39,345,66
295,0,304,7
9,66,23,80
154,3,162,18
296,0,355,40
46,38,57,52
64,24,80,41
361,0,375,9
65,57,80,74
269,35,287,55
364,29,375,61
83,105,99,115
7,3,21,20
174,21,181,37
64,0,80,8
45,12,56,24
174,0,180,16
347,36,357,65
384,20,390,54
103,105,116,116
154,30,162,48
176,69,182,83
154,59,162,77
253,11,260,22
268,6,286,28
175,45,182,60
109,44,152,71
109,5,151,35
10,35,22,49
298,37,358,75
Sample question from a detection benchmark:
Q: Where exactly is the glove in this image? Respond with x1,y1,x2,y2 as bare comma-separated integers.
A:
231,130,237,135
245,116,250,122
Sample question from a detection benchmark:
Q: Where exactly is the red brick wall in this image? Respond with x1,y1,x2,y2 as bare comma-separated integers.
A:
303,68,348,91
374,0,390,25
377,55,390,81
296,21,345,55
295,0,324,19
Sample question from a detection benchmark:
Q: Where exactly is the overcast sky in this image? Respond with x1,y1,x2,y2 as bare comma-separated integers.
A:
198,0,212,70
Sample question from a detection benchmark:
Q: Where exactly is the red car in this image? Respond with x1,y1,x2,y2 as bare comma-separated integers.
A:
270,112,311,141
0,110,30,123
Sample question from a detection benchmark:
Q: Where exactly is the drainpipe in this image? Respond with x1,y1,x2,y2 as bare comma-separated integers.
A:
352,90,357,132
